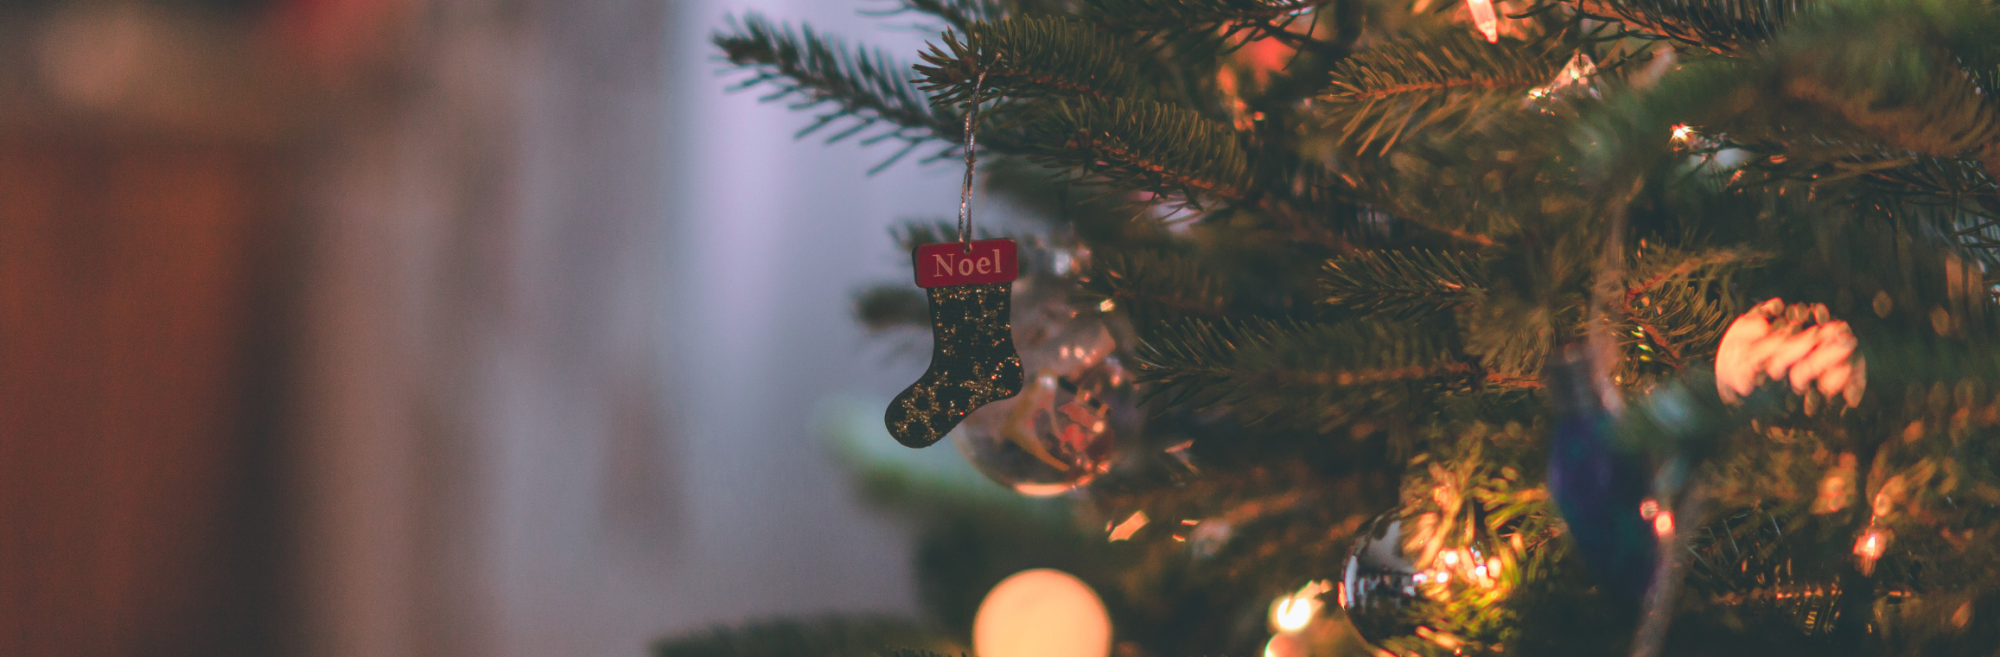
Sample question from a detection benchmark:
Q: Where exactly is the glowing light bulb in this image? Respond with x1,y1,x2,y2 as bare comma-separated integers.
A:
1271,598,1315,632
1854,528,1889,575
1268,581,1331,633
1467,0,1499,42
1653,510,1675,536
1106,511,1148,542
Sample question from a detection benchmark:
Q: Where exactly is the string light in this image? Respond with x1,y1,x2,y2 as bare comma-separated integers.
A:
1467,0,1500,42
1269,581,1332,633
1106,511,1148,542
1854,527,1889,575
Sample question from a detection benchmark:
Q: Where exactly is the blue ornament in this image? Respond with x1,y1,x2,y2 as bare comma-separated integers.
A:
1544,343,1657,600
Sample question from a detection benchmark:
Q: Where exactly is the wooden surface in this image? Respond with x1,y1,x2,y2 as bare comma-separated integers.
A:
0,132,283,657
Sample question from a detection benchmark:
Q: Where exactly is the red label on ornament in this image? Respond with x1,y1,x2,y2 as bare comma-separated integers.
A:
913,239,1018,288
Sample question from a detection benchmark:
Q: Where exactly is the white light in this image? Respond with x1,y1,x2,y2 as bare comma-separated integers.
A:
1268,581,1331,633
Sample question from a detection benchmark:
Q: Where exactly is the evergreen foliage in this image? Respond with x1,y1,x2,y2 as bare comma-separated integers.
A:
697,0,2000,654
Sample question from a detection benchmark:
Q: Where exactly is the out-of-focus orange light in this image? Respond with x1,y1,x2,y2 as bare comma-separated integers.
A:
1653,511,1675,536
1107,511,1148,541
1852,528,1889,575
1268,581,1331,633
1467,0,1500,42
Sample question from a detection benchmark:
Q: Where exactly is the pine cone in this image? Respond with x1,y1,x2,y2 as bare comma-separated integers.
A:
1715,298,1865,408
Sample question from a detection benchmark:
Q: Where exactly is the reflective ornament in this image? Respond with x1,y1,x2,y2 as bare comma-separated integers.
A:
974,569,1113,657
1340,505,1526,656
1341,517,1420,644
955,276,1137,495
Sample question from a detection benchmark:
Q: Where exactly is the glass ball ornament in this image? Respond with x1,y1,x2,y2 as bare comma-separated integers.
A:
954,278,1137,495
1339,507,1527,656
1340,516,1423,645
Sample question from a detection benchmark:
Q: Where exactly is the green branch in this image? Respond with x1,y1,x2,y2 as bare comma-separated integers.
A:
1322,249,1489,318
915,16,1148,107
714,13,959,169
1314,31,1570,155
1026,98,1254,204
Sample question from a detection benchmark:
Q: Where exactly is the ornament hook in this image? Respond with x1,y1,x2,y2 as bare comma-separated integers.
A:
958,66,992,253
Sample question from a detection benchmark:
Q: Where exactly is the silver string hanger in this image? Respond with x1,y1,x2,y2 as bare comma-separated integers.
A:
957,68,991,252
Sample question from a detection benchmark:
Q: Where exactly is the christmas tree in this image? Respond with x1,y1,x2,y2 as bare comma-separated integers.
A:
661,0,2000,655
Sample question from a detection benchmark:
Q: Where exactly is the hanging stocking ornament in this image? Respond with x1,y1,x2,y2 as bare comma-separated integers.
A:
885,73,1025,448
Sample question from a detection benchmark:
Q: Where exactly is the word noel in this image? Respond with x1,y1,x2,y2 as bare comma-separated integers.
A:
914,239,1019,288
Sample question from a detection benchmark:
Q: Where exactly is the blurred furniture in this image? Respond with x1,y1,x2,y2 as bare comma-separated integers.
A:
0,6,292,657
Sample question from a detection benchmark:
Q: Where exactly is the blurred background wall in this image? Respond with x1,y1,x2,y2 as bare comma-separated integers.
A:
0,1,955,656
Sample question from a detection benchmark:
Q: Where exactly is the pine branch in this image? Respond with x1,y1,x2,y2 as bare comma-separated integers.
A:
1082,0,1350,56
1090,0,1334,24
715,13,959,169
1078,249,1233,326
1570,0,1800,54
876,0,1004,31
1767,0,2000,163
915,16,1149,107
1614,0,2000,186
1322,249,1489,319
1135,318,1477,429
1314,31,1570,155
1618,247,1765,372
1021,98,1254,204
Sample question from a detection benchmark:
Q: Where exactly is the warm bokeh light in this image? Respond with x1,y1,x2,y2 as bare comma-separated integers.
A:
1467,0,1499,42
1106,511,1149,541
1263,632,1307,657
975,569,1113,657
1854,528,1888,575
1269,580,1332,633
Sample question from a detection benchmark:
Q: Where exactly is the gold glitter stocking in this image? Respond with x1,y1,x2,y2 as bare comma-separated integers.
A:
885,282,1024,447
